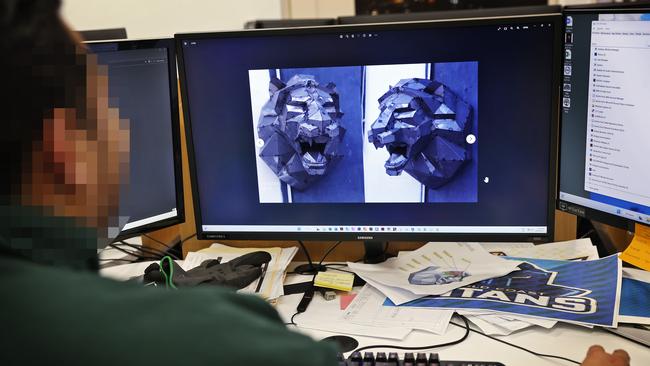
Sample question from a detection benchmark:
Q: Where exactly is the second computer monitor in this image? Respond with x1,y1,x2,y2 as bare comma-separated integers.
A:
86,39,184,239
177,15,561,242
558,6,650,230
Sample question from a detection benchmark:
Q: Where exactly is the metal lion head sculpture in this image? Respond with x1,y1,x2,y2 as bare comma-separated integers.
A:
368,78,472,189
257,74,345,190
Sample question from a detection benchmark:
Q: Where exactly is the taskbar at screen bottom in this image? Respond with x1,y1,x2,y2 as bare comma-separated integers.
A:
201,225,547,234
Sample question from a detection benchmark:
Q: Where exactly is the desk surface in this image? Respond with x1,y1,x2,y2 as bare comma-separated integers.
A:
276,274,650,366
100,260,650,365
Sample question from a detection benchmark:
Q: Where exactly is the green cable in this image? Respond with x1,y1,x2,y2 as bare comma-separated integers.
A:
159,256,177,289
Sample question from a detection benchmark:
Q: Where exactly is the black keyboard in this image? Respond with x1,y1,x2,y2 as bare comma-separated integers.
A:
337,352,505,366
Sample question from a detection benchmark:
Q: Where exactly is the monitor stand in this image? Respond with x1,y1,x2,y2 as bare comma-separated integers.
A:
363,241,392,264
294,240,393,275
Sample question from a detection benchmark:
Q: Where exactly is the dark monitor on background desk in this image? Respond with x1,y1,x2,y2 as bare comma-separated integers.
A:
355,0,548,15
85,39,184,240
339,5,561,25
79,28,127,41
557,5,650,233
244,19,337,29
176,14,561,253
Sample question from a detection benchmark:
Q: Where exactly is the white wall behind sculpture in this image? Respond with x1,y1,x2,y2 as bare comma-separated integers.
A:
61,0,283,39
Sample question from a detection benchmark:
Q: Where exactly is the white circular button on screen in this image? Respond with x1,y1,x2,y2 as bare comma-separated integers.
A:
256,139,265,147
466,134,476,144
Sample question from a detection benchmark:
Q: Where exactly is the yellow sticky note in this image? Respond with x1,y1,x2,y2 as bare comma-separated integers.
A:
314,271,355,292
620,224,650,271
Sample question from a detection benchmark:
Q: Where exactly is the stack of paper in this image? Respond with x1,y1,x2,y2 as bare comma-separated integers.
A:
481,238,599,261
182,243,297,300
347,242,524,305
343,284,453,335
346,240,623,336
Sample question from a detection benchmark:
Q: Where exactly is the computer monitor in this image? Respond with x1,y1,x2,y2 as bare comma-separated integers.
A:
176,14,561,252
338,5,561,25
557,5,650,232
244,19,337,29
355,0,547,15
85,39,184,240
79,28,128,41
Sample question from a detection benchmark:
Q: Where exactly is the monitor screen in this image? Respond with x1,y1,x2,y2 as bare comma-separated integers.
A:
86,39,184,238
558,7,650,230
354,0,547,15
177,15,560,242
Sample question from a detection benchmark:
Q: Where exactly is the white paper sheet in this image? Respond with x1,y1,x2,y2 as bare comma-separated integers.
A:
343,285,453,335
482,239,599,261
348,242,522,299
297,294,412,340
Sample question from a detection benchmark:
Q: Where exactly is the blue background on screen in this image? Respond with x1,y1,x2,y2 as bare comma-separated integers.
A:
181,22,556,228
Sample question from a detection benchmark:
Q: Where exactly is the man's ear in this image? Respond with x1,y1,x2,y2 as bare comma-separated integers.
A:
41,107,84,188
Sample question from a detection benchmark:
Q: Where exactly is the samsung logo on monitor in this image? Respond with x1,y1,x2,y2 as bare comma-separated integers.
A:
357,236,374,240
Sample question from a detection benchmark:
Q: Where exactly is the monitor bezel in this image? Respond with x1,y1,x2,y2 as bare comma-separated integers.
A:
84,38,185,240
176,14,562,242
557,6,650,232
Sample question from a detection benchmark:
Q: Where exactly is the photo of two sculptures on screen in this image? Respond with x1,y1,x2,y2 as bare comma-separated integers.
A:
248,61,478,204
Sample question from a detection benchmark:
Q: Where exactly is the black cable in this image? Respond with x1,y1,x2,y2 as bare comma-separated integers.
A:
142,233,170,247
116,242,166,259
323,265,355,275
117,241,179,260
285,311,300,326
579,229,595,239
107,243,145,260
108,243,159,261
349,315,471,355
297,240,316,267
180,232,197,244
449,319,580,365
142,233,182,253
98,258,137,262
141,233,182,257
129,242,180,260
318,241,343,265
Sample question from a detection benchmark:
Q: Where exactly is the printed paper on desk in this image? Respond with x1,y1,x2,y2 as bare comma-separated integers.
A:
343,285,452,335
619,267,650,325
392,255,622,327
348,242,522,296
620,223,650,271
362,276,424,305
297,294,412,340
481,239,599,261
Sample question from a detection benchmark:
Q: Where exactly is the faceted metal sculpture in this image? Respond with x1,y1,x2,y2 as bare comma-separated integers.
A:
257,74,345,190
368,78,472,189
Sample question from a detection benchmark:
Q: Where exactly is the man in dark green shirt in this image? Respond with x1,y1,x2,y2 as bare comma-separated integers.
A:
0,2,631,366
0,1,336,365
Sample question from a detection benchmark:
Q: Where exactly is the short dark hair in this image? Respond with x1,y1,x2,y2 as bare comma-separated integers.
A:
1,0,88,201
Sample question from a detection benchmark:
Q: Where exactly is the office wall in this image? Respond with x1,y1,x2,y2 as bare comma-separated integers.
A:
287,0,355,18
61,0,283,38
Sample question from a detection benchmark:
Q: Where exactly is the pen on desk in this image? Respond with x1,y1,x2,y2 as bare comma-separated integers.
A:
255,262,267,293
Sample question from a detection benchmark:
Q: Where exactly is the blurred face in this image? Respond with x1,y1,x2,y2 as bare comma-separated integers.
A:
26,49,129,234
